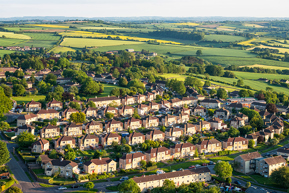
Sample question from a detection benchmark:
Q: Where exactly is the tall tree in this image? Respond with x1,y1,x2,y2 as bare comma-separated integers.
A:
0,141,10,166
214,161,233,180
271,167,289,188
16,132,36,148
0,87,13,117
118,179,140,193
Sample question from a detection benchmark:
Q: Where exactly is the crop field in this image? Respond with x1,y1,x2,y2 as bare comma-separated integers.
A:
233,71,289,80
16,40,58,48
49,46,76,53
171,22,199,26
79,26,129,30
249,44,289,54
4,27,43,32
202,56,289,67
238,38,256,46
204,34,248,42
0,50,15,57
240,64,289,70
243,23,265,28
59,31,182,44
0,38,27,46
24,33,61,41
61,38,145,48
0,32,31,39
29,24,70,28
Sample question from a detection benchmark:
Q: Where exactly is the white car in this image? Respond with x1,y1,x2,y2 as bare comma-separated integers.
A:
195,164,201,167
58,186,67,190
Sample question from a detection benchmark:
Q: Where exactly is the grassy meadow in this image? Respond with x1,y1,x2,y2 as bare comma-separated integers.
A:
12,95,46,104
0,50,15,57
49,46,76,53
204,34,248,42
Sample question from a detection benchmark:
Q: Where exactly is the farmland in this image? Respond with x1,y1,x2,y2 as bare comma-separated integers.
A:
0,38,27,47
0,50,15,57
204,34,248,42
240,64,289,70
49,46,76,53
0,32,31,39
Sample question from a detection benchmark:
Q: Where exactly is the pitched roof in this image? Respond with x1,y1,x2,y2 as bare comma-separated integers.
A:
36,109,59,114
55,136,75,146
238,152,262,161
264,155,286,165
84,158,113,166
146,147,170,156
88,96,119,102
18,113,37,120
32,139,49,149
120,152,146,160
49,159,78,167
172,143,195,152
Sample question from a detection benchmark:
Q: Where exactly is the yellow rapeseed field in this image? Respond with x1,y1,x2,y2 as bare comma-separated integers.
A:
238,38,256,46
59,31,182,44
171,22,199,26
30,24,69,28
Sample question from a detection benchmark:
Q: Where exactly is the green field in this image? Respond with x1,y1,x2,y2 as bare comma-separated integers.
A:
233,71,289,80
24,33,61,41
99,83,123,97
16,40,58,49
0,38,27,46
0,50,15,57
11,95,46,104
49,46,76,53
61,38,145,48
0,32,31,39
204,34,248,42
240,64,289,70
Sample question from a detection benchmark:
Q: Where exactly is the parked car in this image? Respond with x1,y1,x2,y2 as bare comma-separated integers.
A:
202,163,208,166
58,187,67,190
120,176,129,181
177,168,183,171
71,185,79,189
156,170,165,174
188,165,196,169
209,161,215,165
195,164,201,167
1,176,8,179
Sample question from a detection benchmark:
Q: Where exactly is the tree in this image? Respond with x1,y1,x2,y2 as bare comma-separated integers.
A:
86,101,96,108
110,88,120,96
0,141,10,166
124,144,132,153
105,112,114,119
194,148,199,158
227,177,232,184
70,112,86,123
214,161,233,180
118,179,140,193
68,86,78,95
119,77,128,87
16,131,36,148
209,89,217,97
1,84,12,97
65,151,76,160
112,68,120,78
250,117,264,130
228,127,240,137
13,84,25,96
0,121,10,131
57,57,70,69
271,167,289,188
140,160,147,168
162,179,175,193
45,73,57,85
196,50,203,56
132,108,140,119
81,78,102,95
266,103,278,113
248,139,255,148
246,182,251,188
5,186,23,193
84,182,94,190
204,80,211,87
239,89,249,97
237,79,244,86
270,138,279,146
93,150,107,158
217,88,227,99
175,81,186,95
69,101,81,111
49,149,58,159
160,126,166,132
148,74,155,83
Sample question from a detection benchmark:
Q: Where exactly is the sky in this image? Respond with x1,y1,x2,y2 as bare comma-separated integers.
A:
1,0,289,18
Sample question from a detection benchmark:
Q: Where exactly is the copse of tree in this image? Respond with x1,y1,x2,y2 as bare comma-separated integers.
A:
0,87,13,117
16,131,36,148
57,57,70,69
69,101,81,111
266,103,278,113
81,77,103,95
205,65,224,76
118,77,128,87
217,88,228,99
70,112,86,123
271,167,289,188
214,161,233,180
0,141,10,166
13,84,25,96
166,78,186,95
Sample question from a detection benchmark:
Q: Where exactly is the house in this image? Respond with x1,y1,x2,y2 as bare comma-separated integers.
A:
234,152,262,174
62,108,78,120
191,106,206,116
125,132,145,145
165,127,183,138
82,107,98,118
119,152,146,170
25,100,41,112
277,148,289,159
101,133,121,147
227,103,243,111
31,139,49,153
94,74,105,82
145,92,154,102
181,96,198,106
133,167,211,192
159,100,171,109
134,94,146,104
46,99,63,110
182,123,197,135
169,98,183,108
197,139,222,153
83,158,116,174
137,104,150,116
214,108,230,119
148,102,159,111
118,105,134,117
124,117,142,130
251,102,267,110
36,109,59,120
56,77,72,84
230,117,245,128
160,114,178,126
40,124,60,138
84,121,103,134
176,107,191,116
222,137,248,151
88,96,121,107
247,131,271,145
194,120,211,131
103,106,118,117
178,112,190,124
258,78,269,82
200,99,221,109
78,134,99,150
145,130,165,141
171,143,195,158
105,119,123,132
208,117,227,130
15,124,35,136
55,136,76,149
145,147,171,162
44,158,78,178
237,113,249,123
63,123,82,137
121,95,136,105
142,116,159,128
255,156,286,177
17,113,38,126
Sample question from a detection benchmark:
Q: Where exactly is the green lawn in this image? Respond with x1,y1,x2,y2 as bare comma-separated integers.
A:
161,159,209,172
39,183,55,187
66,189,99,193
99,83,123,97
5,132,15,138
16,40,58,49
0,32,31,39
50,177,76,185
204,34,248,42
209,156,235,163
32,169,45,175
11,95,46,104
233,71,289,80
0,50,16,57
250,174,277,187
0,38,27,46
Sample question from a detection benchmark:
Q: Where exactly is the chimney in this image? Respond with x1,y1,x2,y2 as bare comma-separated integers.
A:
245,134,247,138
99,157,102,160
60,157,64,162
